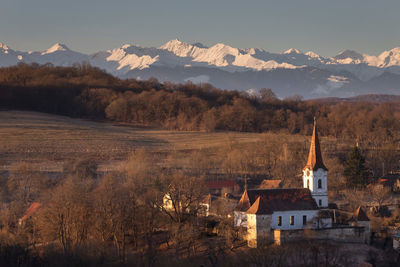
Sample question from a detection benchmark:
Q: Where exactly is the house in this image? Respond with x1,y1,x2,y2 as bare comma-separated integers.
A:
200,193,237,217
234,119,370,247
18,202,41,226
205,180,239,195
245,188,322,247
377,173,400,192
258,179,282,189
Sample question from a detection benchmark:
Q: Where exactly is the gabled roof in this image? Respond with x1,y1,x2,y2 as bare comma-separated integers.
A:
378,174,400,186
236,190,251,211
258,179,282,189
304,119,328,171
246,196,262,214
20,202,41,222
355,206,369,221
245,188,318,215
205,180,238,190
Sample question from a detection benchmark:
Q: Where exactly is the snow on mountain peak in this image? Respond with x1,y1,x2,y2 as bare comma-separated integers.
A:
305,51,320,58
283,48,301,54
376,47,400,67
159,39,199,57
160,39,187,50
42,43,69,55
334,50,363,60
208,43,240,57
121,44,132,49
4,40,400,96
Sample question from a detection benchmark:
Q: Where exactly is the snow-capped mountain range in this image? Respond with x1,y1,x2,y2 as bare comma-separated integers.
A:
2,39,400,98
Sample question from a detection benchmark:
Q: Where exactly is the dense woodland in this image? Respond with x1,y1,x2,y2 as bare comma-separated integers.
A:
1,63,400,143
1,63,400,266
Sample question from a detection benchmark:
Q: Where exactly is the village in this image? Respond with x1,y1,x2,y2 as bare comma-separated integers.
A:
7,115,400,266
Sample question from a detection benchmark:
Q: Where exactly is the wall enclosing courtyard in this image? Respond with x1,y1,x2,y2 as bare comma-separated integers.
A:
274,226,370,246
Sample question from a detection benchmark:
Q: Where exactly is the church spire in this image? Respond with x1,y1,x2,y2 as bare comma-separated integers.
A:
304,118,327,171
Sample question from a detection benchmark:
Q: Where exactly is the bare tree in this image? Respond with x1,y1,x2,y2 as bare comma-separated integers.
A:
159,172,206,224
7,162,42,205
342,188,368,211
93,174,137,263
35,176,93,253
368,184,391,214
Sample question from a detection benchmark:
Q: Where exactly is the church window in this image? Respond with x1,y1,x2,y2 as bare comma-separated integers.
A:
290,216,294,225
307,180,310,189
303,215,307,225
278,216,282,226
319,199,322,206
318,179,322,189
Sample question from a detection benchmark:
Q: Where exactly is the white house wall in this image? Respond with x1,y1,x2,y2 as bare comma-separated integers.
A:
234,211,247,227
271,210,319,230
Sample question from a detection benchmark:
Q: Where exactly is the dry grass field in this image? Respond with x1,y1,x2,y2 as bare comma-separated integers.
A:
0,110,265,171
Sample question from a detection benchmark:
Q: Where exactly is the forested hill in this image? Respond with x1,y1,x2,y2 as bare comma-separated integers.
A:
0,63,399,141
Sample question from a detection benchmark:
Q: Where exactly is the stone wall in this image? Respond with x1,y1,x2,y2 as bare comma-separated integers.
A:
247,214,273,248
274,226,370,245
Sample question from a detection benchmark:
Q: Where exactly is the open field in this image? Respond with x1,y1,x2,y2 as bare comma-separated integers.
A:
0,110,266,171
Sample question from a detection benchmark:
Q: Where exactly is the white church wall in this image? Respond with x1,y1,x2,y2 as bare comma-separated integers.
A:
303,169,314,189
313,169,328,193
271,210,319,230
303,168,329,208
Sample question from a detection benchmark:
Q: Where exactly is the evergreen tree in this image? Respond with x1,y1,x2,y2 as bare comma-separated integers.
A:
343,146,369,188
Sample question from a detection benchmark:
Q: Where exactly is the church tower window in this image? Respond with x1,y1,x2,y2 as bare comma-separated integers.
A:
319,199,322,206
318,179,322,189
307,180,310,189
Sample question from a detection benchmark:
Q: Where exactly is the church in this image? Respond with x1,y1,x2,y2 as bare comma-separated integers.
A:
234,120,370,248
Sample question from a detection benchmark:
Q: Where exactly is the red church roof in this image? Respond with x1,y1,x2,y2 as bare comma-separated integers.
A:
239,188,318,215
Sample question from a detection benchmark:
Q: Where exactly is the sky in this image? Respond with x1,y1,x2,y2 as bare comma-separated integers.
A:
1,0,400,57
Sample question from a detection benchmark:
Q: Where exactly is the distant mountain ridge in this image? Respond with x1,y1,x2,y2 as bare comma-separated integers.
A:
1,39,400,98
310,94,400,104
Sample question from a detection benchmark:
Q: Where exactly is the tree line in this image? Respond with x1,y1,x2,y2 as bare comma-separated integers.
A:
1,63,400,142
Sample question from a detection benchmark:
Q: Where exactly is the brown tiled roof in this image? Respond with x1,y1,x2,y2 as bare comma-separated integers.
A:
205,180,238,190
245,188,318,215
20,202,41,222
378,174,400,186
246,196,262,214
355,206,369,221
303,120,328,171
236,190,251,211
258,179,282,189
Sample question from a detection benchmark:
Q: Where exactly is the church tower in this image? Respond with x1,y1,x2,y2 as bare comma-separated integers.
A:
303,119,328,208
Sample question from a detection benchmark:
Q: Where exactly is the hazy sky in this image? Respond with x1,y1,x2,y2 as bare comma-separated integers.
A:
1,0,400,56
